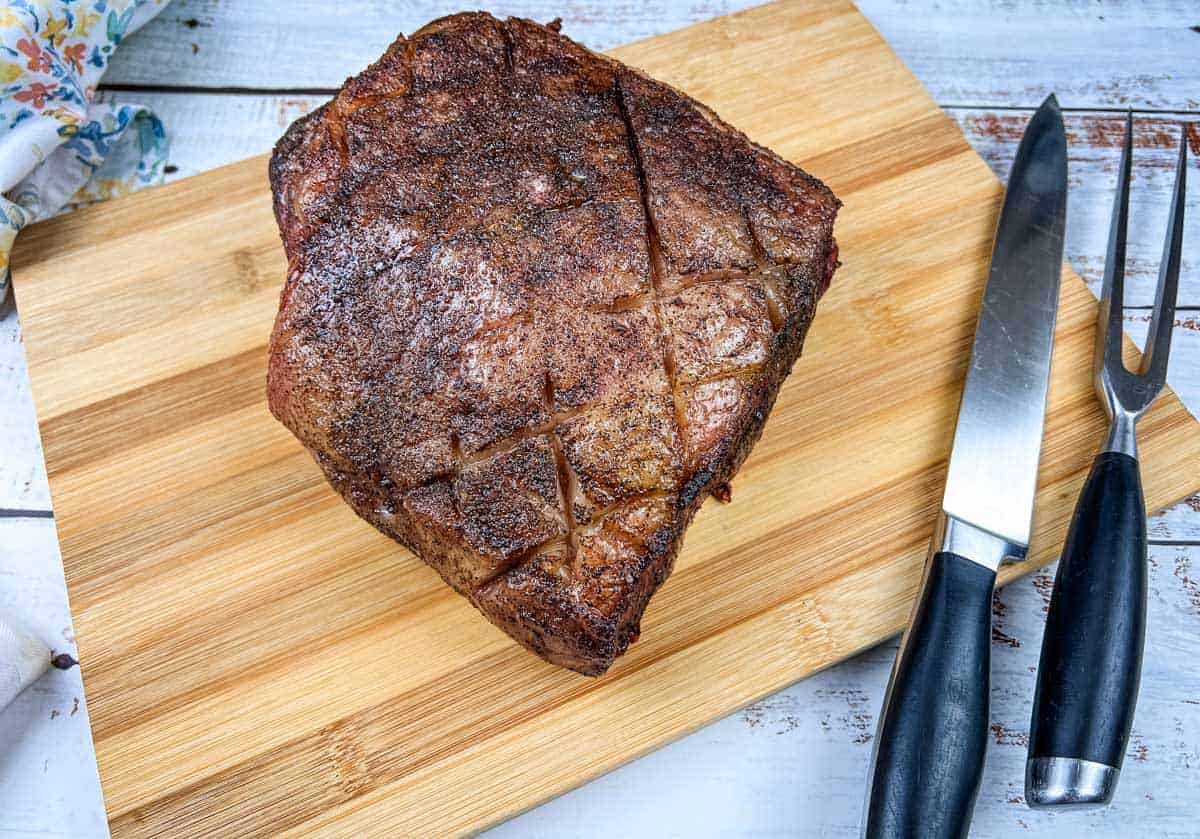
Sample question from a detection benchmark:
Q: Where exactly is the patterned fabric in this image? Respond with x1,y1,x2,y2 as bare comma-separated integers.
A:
1,0,170,288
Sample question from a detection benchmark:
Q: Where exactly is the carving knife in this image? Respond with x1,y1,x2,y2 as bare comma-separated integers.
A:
862,94,1067,839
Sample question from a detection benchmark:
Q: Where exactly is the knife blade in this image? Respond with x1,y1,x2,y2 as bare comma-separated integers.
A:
862,94,1067,839
941,97,1070,566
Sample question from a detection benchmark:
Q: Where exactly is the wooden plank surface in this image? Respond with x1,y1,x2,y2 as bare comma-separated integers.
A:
0,517,105,837
101,0,1200,110
0,296,52,511
7,1,1200,839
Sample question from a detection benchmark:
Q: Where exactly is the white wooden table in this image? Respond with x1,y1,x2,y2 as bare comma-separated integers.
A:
2,2,1198,836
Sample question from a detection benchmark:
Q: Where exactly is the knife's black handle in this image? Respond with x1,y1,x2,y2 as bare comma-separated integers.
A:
864,551,996,839
1027,451,1147,803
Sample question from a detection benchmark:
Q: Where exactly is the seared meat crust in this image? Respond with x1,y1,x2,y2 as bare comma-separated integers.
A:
268,13,840,675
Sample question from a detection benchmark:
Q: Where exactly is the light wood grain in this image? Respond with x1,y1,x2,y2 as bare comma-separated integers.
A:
9,2,1200,835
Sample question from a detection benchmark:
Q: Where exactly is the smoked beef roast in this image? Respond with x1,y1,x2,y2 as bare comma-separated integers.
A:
267,13,840,675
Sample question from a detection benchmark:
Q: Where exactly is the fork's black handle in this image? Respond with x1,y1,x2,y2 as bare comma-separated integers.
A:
1027,451,1147,806
864,552,995,839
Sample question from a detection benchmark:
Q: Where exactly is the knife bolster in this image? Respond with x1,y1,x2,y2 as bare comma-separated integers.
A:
932,512,1026,572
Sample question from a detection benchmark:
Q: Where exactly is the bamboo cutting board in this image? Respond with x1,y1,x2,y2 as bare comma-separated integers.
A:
10,1,1200,835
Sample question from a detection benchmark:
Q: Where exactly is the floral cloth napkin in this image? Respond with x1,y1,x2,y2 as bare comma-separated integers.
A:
1,0,170,289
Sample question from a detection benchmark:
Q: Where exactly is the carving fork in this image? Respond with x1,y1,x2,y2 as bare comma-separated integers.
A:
1027,114,1187,808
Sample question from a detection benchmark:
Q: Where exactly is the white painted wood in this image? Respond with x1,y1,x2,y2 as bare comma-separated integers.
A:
946,109,1200,306
100,1,1200,111
93,91,324,180
0,297,51,512
102,1,760,89
861,0,1200,111
1153,498,1200,542
0,517,106,838
1123,311,1200,428
1121,315,1200,543
3,3,1199,837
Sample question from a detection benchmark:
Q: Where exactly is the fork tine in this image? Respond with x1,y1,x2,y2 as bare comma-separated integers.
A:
1097,112,1134,375
1137,124,1187,385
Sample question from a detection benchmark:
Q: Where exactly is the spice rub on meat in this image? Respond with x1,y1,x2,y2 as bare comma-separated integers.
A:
267,12,840,675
